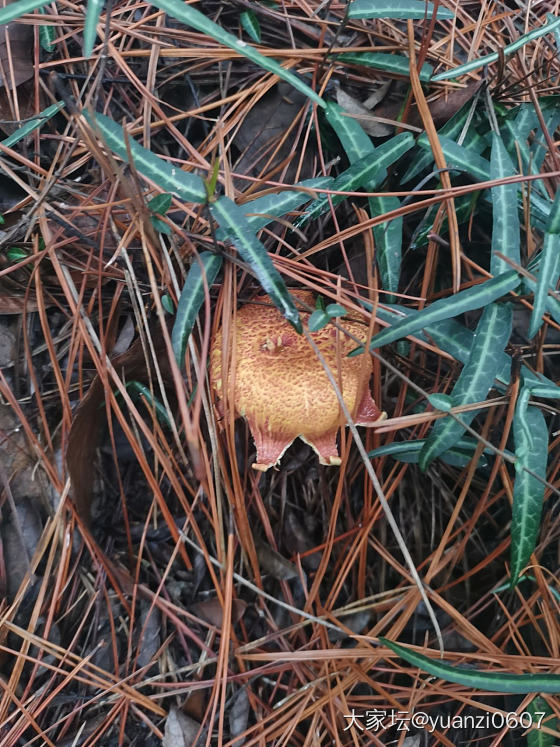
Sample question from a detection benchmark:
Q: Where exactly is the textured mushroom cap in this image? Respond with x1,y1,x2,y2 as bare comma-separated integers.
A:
211,291,384,470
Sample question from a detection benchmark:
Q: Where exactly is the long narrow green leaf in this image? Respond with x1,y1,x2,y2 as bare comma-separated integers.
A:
529,233,560,338
150,0,324,108
490,132,520,276
83,0,104,57
325,101,374,164
1,101,64,147
510,397,549,585
348,0,453,20
432,14,560,81
0,0,49,24
418,135,490,181
370,195,402,297
216,177,333,240
527,696,557,747
172,252,223,368
295,132,414,227
418,303,512,470
83,111,207,203
240,10,261,43
337,52,433,81
369,437,493,468
210,196,301,331
352,271,520,353
380,637,560,693
325,101,402,295
546,183,560,234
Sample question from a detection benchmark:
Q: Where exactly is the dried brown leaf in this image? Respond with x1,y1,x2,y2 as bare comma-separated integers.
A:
191,597,247,627
163,707,202,747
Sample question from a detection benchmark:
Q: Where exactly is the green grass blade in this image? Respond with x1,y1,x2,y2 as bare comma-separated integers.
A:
528,233,560,339
370,195,402,297
210,196,301,331
1,101,64,147
380,637,560,693
348,0,453,20
150,0,324,108
336,52,433,81
295,132,414,226
527,696,557,747
418,303,513,470
83,110,207,203
432,14,560,81
83,0,104,57
172,252,223,368
126,381,172,428
325,100,374,164
490,132,520,276
240,10,261,43
353,271,520,353
0,0,50,24
510,397,549,586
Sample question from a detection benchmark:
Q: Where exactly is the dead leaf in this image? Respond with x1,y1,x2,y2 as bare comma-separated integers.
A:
255,540,298,580
229,688,250,747
191,597,247,628
66,332,171,523
233,81,317,186
0,22,33,89
335,81,394,137
163,707,202,747
135,601,161,671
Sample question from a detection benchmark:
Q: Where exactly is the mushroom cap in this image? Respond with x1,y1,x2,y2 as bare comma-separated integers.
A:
211,291,384,470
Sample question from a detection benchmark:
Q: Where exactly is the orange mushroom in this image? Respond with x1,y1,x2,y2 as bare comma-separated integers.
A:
210,291,385,471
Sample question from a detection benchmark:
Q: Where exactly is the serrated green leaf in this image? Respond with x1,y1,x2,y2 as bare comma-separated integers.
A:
150,0,324,108
432,14,560,81
527,696,557,747
0,0,50,24
1,101,64,148
84,111,207,203
148,192,173,215
490,131,520,276
380,637,560,693
210,196,301,331
352,271,519,353
348,0,453,20
296,132,414,227
529,233,560,338
325,100,374,165
419,303,513,470
308,309,330,332
510,398,549,586
337,52,433,81
172,252,222,368
83,0,104,57
240,9,261,43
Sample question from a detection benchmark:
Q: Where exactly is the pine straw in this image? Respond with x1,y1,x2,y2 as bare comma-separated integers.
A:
1,0,560,744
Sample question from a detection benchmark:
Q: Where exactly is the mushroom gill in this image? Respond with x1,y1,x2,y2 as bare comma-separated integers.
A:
210,291,385,471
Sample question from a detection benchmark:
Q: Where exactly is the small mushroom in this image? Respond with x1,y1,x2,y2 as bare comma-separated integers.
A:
210,291,385,471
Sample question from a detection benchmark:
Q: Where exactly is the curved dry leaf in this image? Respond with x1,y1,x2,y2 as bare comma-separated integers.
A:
0,10,33,89
163,707,202,747
191,597,247,627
